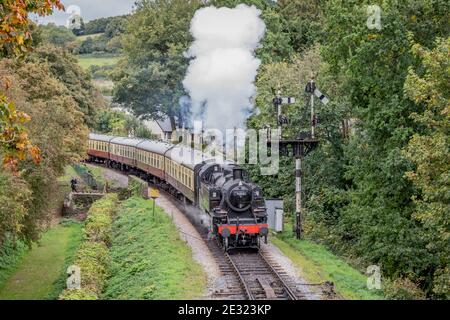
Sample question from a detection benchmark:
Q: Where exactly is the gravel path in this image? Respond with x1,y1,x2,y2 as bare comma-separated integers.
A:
261,241,323,299
155,194,221,299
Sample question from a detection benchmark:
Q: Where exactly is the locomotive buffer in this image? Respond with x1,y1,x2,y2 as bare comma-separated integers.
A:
270,77,329,239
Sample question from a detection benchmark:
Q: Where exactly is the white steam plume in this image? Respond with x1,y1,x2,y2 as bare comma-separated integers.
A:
183,4,266,133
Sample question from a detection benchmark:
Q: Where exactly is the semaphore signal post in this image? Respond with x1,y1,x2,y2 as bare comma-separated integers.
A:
269,76,329,239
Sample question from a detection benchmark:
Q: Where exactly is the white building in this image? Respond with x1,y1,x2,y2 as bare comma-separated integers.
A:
143,114,178,142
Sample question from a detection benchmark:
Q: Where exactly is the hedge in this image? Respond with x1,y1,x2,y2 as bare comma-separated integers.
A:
128,176,149,199
59,194,117,300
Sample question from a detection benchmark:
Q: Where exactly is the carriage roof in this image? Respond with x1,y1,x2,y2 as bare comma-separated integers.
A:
137,140,174,155
89,133,117,142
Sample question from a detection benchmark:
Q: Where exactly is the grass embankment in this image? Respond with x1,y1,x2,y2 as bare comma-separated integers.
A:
0,222,82,300
60,194,118,300
59,164,107,192
272,232,384,300
104,197,207,300
77,54,120,70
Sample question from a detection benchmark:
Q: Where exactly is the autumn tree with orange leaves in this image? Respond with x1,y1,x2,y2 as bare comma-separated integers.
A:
0,0,64,170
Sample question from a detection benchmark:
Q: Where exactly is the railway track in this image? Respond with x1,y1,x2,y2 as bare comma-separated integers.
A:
225,249,298,300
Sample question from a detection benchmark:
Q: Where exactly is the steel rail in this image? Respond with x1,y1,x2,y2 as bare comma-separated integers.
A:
258,251,298,300
224,251,255,300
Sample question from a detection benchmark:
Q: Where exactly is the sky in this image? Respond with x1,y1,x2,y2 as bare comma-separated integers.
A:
33,0,136,25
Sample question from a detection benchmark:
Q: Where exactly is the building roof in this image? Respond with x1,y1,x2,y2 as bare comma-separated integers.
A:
156,116,175,133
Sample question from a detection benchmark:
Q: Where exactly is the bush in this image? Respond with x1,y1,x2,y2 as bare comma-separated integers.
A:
383,278,427,300
0,239,28,289
59,195,117,300
127,176,149,199
73,242,109,295
83,194,117,244
59,288,97,300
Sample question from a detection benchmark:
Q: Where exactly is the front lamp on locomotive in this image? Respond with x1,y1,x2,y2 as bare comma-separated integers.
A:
199,163,269,251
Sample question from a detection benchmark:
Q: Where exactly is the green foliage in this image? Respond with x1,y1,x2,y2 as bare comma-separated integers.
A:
58,288,97,300
310,0,450,297
104,197,206,300
34,23,77,48
127,176,149,199
0,46,89,244
84,16,129,36
84,194,118,245
113,0,202,119
383,278,427,300
94,108,154,139
0,171,32,244
26,45,106,127
277,0,325,52
0,239,28,289
403,37,450,298
243,0,449,299
59,195,117,300
72,242,110,295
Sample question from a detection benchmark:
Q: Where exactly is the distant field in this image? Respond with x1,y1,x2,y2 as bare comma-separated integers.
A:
77,54,121,70
75,33,104,43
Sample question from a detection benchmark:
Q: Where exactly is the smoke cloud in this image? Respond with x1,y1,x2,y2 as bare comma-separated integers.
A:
182,4,266,133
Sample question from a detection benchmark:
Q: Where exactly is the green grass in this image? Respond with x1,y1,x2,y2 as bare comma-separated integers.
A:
104,197,207,300
46,220,85,300
58,165,82,184
84,164,107,188
272,233,385,300
0,222,83,300
77,54,120,70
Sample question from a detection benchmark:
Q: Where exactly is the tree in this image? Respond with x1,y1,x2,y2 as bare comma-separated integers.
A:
0,54,88,244
0,0,64,57
35,23,77,48
94,109,153,139
113,0,202,119
26,45,106,127
277,0,325,52
1,0,63,169
403,37,450,298
320,0,449,296
0,170,31,245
